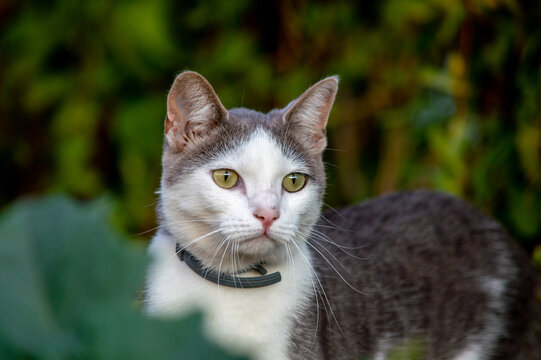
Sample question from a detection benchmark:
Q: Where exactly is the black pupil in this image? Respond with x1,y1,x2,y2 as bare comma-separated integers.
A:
224,171,229,182
291,174,297,184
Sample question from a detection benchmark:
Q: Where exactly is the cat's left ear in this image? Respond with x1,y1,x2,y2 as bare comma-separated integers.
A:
165,71,228,152
283,76,339,154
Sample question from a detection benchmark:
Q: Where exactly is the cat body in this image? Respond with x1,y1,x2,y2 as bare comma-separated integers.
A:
145,72,539,359
289,191,539,360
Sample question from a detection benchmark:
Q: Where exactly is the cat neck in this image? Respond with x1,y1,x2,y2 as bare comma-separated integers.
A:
176,244,282,288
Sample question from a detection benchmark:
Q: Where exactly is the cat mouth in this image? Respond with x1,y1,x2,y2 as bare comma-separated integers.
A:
239,234,279,254
244,234,275,243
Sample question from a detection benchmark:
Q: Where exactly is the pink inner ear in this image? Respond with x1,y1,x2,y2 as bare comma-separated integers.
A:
317,102,333,129
163,72,229,151
165,115,174,134
164,111,189,151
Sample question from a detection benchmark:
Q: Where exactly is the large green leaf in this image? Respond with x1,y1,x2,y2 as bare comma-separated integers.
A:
0,195,244,360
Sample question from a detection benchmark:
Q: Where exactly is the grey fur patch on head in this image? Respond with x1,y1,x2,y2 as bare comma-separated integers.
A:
161,73,339,193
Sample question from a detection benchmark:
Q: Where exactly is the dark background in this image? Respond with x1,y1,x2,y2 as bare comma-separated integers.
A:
1,0,540,253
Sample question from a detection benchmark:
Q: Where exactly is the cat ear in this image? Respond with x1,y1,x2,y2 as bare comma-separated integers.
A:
283,76,339,154
165,71,228,151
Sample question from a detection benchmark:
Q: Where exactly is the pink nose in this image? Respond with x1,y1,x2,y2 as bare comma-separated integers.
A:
253,207,279,233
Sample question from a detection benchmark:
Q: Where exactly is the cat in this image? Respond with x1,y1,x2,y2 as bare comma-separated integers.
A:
145,71,540,360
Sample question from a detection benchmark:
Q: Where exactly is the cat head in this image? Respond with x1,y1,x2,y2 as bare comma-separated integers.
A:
159,71,338,273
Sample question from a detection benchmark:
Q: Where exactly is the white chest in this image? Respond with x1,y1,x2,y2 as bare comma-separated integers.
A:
145,234,313,360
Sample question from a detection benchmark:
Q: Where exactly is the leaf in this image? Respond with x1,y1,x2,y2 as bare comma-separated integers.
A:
0,195,244,360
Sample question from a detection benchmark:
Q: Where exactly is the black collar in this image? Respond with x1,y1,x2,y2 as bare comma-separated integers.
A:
175,243,281,288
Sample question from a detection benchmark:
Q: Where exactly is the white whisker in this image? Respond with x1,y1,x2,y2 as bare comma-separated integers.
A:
298,225,369,251
312,223,353,234
217,241,231,291
321,205,349,224
290,241,343,337
204,237,229,279
303,240,366,296
307,237,351,274
285,243,298,315
136,218,226,237
173,228,224,259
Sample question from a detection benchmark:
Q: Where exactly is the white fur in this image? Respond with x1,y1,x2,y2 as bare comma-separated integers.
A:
146,233,313,359
371,274,511,360
453,343,483,360
146,130,321,359
293,89,328,125
188,101,214,125
452,271,512,360
182,82,216,125
373,334,393,360
284,77,337,129
462,244,514,360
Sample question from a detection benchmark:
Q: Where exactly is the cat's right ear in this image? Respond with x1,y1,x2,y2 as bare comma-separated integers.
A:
165,71,228,151
282,76,339,155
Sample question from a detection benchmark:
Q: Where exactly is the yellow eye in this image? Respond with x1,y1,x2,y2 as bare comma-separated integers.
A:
282,173,307,192
212,169,239,189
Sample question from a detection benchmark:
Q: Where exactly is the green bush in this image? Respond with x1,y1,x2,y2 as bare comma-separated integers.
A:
1,1,539,251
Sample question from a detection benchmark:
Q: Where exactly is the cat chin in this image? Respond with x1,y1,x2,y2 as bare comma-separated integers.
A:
238,235,280,256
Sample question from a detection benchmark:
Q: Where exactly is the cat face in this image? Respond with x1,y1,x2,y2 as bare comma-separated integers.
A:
159,72,338,273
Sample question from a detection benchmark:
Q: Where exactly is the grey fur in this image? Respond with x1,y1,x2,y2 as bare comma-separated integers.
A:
289,191,540,359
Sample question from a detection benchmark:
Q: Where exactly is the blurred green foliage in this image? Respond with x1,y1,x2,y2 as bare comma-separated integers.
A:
1,0,540,252
388,337,427,360
0,195,244,359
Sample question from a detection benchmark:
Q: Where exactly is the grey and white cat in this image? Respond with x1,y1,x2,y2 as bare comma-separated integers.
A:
145,72,540,360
